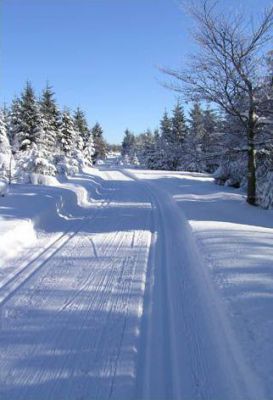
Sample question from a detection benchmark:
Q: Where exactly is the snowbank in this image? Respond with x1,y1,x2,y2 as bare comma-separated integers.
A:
0,218,36,266
0,181,7,196
0,168,106,281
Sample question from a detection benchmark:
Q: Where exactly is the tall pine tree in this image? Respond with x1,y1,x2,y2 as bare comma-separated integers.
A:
16,82,42,150
0,109,12,180
92,123,107,162
74,107,90,147
40,84,60,152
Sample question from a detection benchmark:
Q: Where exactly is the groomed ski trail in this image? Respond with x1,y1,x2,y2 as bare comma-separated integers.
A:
0,168,265,400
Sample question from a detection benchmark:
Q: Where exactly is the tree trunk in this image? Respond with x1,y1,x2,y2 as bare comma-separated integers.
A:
247,123,256,205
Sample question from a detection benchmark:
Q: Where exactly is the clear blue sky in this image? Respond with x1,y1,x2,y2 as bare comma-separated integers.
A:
1,0,271,143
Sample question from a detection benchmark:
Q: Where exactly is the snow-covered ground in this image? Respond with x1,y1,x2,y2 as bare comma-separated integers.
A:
0,166,272,399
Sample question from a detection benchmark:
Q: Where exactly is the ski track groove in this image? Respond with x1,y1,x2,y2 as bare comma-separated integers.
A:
0,167,262,400
0,170,152,400
0,196,110,309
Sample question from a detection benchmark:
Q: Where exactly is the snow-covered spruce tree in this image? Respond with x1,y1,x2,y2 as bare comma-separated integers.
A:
73,107,90,148
16,143,57,184
150,129,166,170
121,129,136,157
14,82,42,151
170,102,188,169
137,130,157,168
160,111,173,169
187,103,206,171
56,109,79,175
7,97,22,148
83,132,95,165
8,84,57,181
59,109,76,155
0,109,13,181
92,123,107,162
39,84,61,152
202,107,223,172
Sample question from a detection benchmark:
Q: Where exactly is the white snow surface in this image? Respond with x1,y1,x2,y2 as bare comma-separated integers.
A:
0,166,272,399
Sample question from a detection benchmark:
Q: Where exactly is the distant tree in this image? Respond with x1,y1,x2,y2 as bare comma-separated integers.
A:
39,84,61,151
138,129,157,168
59,110,77,155
202,106,222,171
160,111,173,145
121,129,136,156
159,111,173,169
108,143,122,153
187,103,205,170
170,102,188,168
83,133,95,165
0,109,12,180
74,107,90,146
7,97,21,148
92,123,107,161
160,104,188,170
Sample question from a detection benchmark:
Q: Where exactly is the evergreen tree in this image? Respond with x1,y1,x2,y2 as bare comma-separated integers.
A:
92,123,107,161
170,102,188,169
74,107,90,146
202,107,222,171
0,109,12,180
159,111,173,169
7,97,21,148
138,130,156,168
39,84,60,151
187,102,206,171
83,133,95,165
160,111,173,145
59,110,77,155
121,129,136,156
152,128,166,169
172,102,187,144
159,105,188,170
16,82,42,150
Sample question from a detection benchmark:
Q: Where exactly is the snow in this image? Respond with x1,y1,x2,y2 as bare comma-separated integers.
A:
0,180,8,196
0,166,273,399
129,168,273,399
0,218,36,265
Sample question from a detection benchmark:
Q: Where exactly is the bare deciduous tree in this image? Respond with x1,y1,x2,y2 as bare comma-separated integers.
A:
162,0,273,205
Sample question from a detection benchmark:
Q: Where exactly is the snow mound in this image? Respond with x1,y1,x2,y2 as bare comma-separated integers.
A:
0,181,8,196
0,218,36,266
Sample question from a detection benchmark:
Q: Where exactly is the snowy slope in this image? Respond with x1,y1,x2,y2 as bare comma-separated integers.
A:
0,167,272,399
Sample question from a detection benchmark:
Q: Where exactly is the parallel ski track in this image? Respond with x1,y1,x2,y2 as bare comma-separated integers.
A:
0,197,110,308
119,168,178,399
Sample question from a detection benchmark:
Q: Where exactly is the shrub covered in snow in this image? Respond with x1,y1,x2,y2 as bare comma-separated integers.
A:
257,171,273,209
55,155,79,176
16,144,56,183
213,156,247,188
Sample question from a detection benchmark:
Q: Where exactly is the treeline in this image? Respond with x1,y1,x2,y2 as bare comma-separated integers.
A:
122,102,222,172
160,2,273,207
122,90,273,208
0,82,108,183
